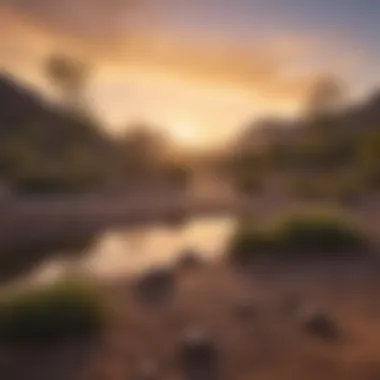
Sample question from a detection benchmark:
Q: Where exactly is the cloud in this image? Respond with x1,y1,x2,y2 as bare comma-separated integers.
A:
0,0,155,37
0,0,349,108
0,0,158,74
100,34,330,106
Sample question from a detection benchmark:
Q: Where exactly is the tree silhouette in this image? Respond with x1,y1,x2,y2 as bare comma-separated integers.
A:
305,75,346,118
45,55,91,115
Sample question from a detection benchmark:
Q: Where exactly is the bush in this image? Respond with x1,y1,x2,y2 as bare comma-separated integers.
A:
228,211,369,263
0,279,108,344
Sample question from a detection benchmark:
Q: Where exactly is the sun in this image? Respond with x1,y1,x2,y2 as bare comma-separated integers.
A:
169,123,201,148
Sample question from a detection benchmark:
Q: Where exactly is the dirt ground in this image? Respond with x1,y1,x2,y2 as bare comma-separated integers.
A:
5,257,378,380
2,193,380,380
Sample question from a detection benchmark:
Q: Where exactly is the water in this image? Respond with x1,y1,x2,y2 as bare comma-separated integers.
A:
28,217,237,284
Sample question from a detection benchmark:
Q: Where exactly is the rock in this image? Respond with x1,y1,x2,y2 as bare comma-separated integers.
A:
176,250,203,271
179,326,220,380
301,309,340,342
134,267,176,308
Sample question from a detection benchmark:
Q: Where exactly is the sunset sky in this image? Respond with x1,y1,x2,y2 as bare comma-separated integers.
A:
1,0,379,146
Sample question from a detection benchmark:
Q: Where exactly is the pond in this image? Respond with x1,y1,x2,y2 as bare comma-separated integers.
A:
26,216,237,284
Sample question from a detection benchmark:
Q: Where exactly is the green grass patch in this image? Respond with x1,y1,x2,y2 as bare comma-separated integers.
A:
228,210,369,263
0,278,109,344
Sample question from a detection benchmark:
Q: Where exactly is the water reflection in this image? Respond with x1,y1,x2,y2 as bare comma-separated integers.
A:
28,217,236,283
0,228,99,286
82,217,236,279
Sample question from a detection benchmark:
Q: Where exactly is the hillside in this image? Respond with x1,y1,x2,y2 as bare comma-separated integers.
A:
0,72,114,193
229,89,380,199
237,89,380,150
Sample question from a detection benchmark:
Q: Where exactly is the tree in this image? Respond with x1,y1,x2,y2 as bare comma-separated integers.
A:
305,75,346,119
45,55,91,114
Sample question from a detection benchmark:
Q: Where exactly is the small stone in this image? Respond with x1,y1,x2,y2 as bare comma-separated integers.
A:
176,250,202,271
179,326,220,380
134,267,176,308
301,309,340,342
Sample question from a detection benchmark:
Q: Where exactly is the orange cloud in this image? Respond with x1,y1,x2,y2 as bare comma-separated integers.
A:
0,1,347,109
0,0,156,38
97,33,329,107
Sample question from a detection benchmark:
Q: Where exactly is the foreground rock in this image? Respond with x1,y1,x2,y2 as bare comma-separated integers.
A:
176,249,203,272
300,309,340,342
134,267,176,309
179,326,220,380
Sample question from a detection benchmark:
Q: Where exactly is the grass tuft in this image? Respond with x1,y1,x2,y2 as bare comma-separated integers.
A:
228,210,369,264
0,278,109,344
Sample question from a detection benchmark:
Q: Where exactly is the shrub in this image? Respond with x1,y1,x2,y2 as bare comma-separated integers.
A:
0,278,108,344
228,224,274,264
228,211,369,263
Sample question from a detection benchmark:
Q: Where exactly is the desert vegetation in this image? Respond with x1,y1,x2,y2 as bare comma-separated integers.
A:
2,5,380,380
226,77,380,202
0,56,193,195
0,278,108,344
3,55,380,206
228,210,370,264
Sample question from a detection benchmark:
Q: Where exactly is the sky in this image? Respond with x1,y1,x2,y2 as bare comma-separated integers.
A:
0,0,379,147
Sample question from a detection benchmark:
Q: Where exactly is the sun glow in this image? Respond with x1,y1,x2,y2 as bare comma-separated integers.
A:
169,122,203,148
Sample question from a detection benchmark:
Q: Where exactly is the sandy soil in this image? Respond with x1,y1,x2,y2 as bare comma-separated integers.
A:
2,192,380,379
21,258,379,380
